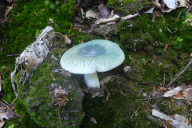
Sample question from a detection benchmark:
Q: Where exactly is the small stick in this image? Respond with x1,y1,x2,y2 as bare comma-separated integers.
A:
81,8,85,19
130,106,139,119
2,99,12,106
139,96,163,101
166,58,192,87
163,72,165,87
104,86,110,100
58,104,62,124
7,54,20,56
177,9,184,19
187,5,192,12
0,20,9,24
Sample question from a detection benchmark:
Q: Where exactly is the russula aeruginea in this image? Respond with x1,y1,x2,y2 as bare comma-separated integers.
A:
60,39,125,88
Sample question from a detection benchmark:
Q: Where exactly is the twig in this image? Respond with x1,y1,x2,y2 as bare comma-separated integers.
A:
177,9,184,19
58,104,62,124
104,86,110,100
2,99,12,106
187,5,192,12
81,8,85,19
139,96,163,101
6,54,20,56
0,20,9,24
166,58,192,87
130,106,139,119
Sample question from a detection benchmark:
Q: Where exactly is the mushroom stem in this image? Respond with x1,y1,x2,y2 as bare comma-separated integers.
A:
84,72,100,88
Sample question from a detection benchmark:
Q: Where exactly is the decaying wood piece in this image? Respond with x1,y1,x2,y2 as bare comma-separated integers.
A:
121,13,140,20
95,15,120,24
11,26,54,98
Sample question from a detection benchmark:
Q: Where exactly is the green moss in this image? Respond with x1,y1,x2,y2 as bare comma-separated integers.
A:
107,0,153,15
81,76,154,127
12,37,85,127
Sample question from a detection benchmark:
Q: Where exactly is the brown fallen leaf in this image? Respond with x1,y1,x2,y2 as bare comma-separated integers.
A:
187,89,192,97
157,86,167,92
54,88,68,98
90,117,97,124
175,90,183,98
58,97,68,101
166,120,173,128
164,43,170,50
51,70,56,81
62,35,71,44
189,117,191,126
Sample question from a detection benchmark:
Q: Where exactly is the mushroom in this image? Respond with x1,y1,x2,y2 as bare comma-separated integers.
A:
60,39,125,88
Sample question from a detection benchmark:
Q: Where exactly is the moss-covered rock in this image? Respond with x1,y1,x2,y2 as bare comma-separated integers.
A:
107,0,153,16
13,34,85,128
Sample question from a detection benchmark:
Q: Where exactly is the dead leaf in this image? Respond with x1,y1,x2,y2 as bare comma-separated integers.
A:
99,76,112,86
90,117,97,124
54,88,68,98
175,90,183,98
62,35,71,44
177,0,188,7
166,120,173,128
183,88,192,98
60,69,71,77
152,109,187,128
185,98,192,105
163,86,182,97
174,114,192,127
164,0,177,9
51,71,56,81
0,103,6,110
157,86,167,92
143,7,155,14
98,4,109,18
164,43,170,50
58,97,68,101
153,0,177,13
176,101,182,107
85,10,99,19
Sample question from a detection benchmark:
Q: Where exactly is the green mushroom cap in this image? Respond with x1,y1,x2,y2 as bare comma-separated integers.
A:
60,39,125,74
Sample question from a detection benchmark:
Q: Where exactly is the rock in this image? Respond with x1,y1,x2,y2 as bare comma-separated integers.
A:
92,23,119,37
164,64,169,69
14,32,85,127
124,65,132,75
